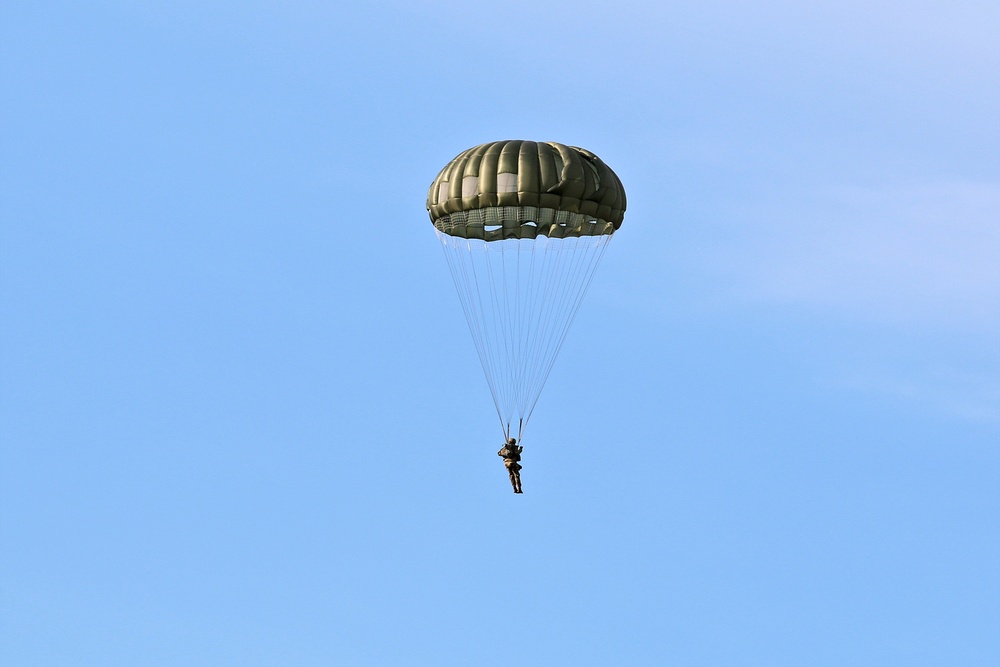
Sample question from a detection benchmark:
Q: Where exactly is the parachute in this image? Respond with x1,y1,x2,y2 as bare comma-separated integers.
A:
427,140,626,442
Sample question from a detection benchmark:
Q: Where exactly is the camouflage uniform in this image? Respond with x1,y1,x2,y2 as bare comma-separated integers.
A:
498,438,523,493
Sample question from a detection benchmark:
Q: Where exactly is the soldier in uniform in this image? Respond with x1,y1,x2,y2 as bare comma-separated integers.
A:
498,437,523,494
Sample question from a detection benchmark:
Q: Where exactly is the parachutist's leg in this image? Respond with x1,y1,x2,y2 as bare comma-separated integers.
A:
513,469,522,494
507,469,518,492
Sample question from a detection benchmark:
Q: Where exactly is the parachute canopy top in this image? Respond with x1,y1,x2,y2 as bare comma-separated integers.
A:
426,140,626,241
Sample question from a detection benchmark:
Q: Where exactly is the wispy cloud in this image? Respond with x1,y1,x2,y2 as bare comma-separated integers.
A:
832,364,1000,426
692,178,1000,426
713,180,1000,332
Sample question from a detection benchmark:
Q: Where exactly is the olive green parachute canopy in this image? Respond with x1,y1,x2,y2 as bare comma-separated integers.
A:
428,139,628,443
427,140,626,241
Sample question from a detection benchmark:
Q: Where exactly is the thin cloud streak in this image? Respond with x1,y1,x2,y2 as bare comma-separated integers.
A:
713,180,1000,332
832,364,1000,426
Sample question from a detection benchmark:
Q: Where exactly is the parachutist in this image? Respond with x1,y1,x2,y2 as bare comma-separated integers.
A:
498,437,523,494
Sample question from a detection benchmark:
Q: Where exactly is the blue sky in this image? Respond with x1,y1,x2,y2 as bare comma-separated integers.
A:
1,1,998,665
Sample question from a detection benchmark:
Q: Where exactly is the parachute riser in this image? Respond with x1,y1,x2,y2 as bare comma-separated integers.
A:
502,418,525,444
